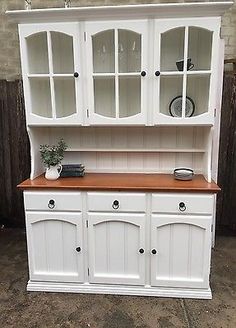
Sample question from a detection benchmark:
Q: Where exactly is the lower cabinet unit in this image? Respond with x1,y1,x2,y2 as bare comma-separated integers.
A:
87,213,146,285
26,212,84,282
24,190,215,299
150,215,212,289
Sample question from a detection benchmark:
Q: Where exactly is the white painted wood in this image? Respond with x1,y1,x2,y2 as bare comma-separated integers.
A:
27,280,212,299
151,214,212,288
24,191,82,211
6,2,233,23
151,193,214,215
153,17,220,126
87,192,146,212
87,213,146,285
85,20,148,125
211,38,225,247
26,212,84,282
19,23,83,125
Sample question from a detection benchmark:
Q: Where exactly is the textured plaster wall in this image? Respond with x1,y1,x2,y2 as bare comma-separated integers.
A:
0,0,235,79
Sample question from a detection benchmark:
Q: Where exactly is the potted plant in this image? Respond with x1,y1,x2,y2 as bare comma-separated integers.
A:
40,139,67,180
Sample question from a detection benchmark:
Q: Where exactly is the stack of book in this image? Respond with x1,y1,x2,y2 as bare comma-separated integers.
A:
61,164,85,177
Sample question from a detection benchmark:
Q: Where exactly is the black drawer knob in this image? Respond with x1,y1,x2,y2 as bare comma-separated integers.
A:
112,200,119,210
141,71,146,77
139,248,145,254
48,199,55,209
74,72,79,78
76,247,81,252
151,249,157,255
155,71,160,76
179,202,186,212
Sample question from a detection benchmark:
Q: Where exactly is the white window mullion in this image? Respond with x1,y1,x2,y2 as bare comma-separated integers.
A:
47,31,56,119
115,29,119,119
182,26,189,119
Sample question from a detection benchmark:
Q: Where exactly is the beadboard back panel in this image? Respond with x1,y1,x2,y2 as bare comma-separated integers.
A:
29,126,211,177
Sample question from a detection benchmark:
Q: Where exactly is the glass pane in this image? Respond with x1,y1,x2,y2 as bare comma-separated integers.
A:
30,78,52,117
94,77,115,118
161,28,185,72
51,32,74,74
118,29,141,73
54,78,76,118
92,30,115,73
27,32,49,74
119,77,141,118
188,27,212,71
160,76,183,117
187,75,210,116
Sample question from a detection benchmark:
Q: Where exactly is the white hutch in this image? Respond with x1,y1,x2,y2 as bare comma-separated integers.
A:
7,1,232,299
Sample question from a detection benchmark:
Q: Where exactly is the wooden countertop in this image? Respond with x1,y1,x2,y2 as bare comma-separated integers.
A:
18,173,220,193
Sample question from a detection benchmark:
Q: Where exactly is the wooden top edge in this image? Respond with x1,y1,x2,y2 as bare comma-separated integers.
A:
6,2,233,23
17,173,220,193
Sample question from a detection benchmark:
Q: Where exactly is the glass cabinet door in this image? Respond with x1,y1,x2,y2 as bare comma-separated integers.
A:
154,19,218,124
86,21,148,124
20,23,82,124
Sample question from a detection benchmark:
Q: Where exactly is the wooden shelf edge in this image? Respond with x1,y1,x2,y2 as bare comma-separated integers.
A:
17,173,221,193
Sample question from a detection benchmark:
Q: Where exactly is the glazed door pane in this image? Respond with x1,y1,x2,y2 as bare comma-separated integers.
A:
188,27,213,71
27,32,49,74
118,29,141,73
160,27,185,72
92,30,115,73
51,32,74,74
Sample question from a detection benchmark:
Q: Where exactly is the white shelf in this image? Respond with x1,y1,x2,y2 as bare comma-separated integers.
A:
66,148,206,153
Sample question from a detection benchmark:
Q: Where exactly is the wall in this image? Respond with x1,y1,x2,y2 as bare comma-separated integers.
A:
0,0,235,80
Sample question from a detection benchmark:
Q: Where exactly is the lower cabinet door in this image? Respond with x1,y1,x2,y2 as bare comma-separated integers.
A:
26,212,84,282
87,213,146,285
151,214,212,289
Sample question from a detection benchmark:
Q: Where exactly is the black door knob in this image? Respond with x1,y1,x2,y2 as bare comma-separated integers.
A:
112,200,119,210
48,199,55,209
141,71,146,77
139,248,145,254
76,247,81,252
74,72,79,78
179,202,186,212
155,71,160,76
151,249,157,255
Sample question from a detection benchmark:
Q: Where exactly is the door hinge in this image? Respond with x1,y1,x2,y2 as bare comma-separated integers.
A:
86,220,89,228
211,224,213,232
84,32,87,42
214,108,216,117
86,109,89,118
88,268,90,276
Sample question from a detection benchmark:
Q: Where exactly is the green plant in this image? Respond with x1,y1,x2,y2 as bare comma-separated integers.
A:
40,139,67,168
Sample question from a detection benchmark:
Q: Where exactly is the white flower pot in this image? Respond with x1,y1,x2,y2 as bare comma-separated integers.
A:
45,165,62,180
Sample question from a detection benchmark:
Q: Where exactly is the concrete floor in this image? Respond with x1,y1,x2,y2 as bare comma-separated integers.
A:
0,230,235,328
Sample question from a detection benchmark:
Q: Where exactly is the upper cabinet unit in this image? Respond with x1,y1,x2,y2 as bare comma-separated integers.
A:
14,4,226,127
85,21,148,125
19,23,83,125
153,18,220,125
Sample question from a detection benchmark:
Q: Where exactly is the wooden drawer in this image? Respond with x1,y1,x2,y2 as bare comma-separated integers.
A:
152,193,214,215
24,191,82,211
87,192,146,212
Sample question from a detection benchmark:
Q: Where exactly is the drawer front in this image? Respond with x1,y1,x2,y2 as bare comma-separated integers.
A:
87,192,146,212
152,193,214,215
24,191,82,211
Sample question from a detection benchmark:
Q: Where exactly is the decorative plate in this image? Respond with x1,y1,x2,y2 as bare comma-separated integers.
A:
169,96,195,117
